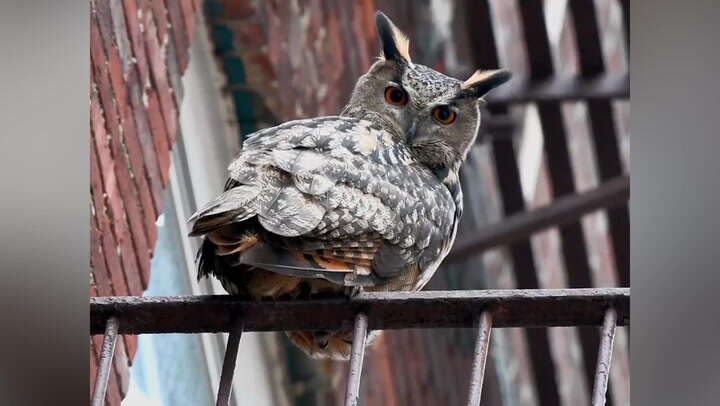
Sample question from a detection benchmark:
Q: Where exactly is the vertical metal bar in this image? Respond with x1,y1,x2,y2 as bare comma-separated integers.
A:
466,312,493,406
344,313,369,406
216,320,244,406
569,0,630,288
518,1,608,400
592,308,618,406
466,2,562,404
91,317,120,406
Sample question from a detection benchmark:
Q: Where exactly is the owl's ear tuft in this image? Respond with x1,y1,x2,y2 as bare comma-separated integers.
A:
457,69,512,99
375,11,411,64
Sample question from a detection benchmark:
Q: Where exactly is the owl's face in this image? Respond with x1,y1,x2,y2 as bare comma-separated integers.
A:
345,12,511,166
407,69,512,169
342,13,461,140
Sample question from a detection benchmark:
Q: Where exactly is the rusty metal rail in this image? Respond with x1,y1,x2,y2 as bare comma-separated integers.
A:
90,288,628,405
466,311,494,406
344,314,369,406
90,288,628,335
592,308,618,406
216,319,244,406
91,317,119,406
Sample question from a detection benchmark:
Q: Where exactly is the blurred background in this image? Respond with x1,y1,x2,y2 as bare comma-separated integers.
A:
89,0,629,405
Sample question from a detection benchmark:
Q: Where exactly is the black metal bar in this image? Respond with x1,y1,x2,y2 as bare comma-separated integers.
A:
448,176,629,261
216,319,244,406
569,0,630,287
344,314,369,406
91,317,119,406
90,288,629,334
592,308,618,406
466,312,493,406
466,1,562,403
486,73,628,105
518,1,609,401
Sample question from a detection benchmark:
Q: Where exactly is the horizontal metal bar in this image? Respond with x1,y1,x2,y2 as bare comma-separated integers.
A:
216,319,244,406
466,311,493,406
344,314,369,406
592,308,618,406
90,288,629,335
486,73,628,105
448,176,629,262
91,317,119,406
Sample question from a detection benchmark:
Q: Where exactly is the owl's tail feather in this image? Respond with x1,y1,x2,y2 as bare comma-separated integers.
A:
188,184,261,236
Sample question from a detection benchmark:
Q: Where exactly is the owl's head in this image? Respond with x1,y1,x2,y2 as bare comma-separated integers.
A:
343,12,511,164
342,12,457,138
406,69,511,170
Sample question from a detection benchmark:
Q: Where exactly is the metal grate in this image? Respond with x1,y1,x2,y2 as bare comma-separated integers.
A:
90,288,629,405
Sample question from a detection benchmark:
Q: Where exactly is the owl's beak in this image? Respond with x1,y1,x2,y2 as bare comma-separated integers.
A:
406,122,417,144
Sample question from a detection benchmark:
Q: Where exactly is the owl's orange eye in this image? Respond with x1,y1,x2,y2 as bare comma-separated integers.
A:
384,86,408,105
432,106,457,125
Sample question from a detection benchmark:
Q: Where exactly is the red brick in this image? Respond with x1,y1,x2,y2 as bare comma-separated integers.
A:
124,334,138,363
150,0,169,45
99,212,129,297
106,48,128,113
118,80,158,228
180,0,196,41
91,21,122,141
164,38,185,109
92,84,150,293
233,21,266,50
120,1,165,221
165,0,190,71
113,336,130,397
145,89,171,186
103,51,153,293
216,0,256,19
89,276,99,297
144,8,178,146
122,0,151,87
91,226,113,297
96,135,152,295
114,72,157,248
193,0,203,14
89,142,105,232
93,0,116,57
117,221,145,295
127,75,165,218
105,368,122,406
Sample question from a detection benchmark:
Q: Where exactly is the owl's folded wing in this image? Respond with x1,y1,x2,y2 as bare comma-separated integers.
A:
189,117,451,287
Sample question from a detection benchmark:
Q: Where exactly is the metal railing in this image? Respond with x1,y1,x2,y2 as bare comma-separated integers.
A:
90,288,629,405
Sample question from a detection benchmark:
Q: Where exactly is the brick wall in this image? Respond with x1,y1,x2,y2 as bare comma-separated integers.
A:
89,0,201,403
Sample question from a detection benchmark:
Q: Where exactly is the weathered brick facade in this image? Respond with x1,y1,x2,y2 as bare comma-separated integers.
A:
89,0,201,403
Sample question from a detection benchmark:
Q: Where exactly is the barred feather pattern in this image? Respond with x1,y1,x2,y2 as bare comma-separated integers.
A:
189,116,458,291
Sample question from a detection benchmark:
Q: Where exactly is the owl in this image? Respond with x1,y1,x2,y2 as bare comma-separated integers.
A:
188,12,511,359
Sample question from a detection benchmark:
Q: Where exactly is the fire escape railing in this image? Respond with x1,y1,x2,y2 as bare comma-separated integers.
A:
91,288,629,406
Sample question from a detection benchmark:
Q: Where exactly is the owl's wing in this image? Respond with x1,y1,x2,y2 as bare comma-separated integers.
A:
189,117,456,287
